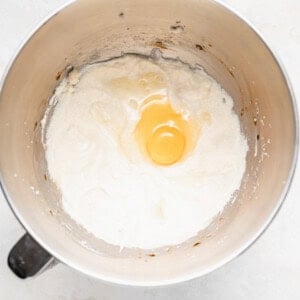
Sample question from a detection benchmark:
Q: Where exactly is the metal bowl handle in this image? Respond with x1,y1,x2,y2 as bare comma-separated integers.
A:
8,233,54,279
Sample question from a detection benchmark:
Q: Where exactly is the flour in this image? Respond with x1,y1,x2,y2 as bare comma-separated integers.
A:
43,55,248,249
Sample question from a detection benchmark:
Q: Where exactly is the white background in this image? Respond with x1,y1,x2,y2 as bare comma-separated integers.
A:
0,0,299,299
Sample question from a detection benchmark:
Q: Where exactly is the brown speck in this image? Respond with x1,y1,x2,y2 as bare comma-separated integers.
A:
49,210,53,216
126,27,130,30
240,108,245,117
254,117,257,126
257,134,260,141
56,71,62,81
148,253,156,257
44,174,48,181
170,25,184,32
193,242,201,247
119,12,124,17
176,20,181,24
154,40,168,49
208,43,212,47
229,69,235,77
196,44,205,51
34,121,38,129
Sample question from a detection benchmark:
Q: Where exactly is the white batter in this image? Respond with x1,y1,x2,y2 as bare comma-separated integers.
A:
44,55,248,249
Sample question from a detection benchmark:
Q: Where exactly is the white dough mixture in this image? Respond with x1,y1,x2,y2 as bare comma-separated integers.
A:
44,55,248,249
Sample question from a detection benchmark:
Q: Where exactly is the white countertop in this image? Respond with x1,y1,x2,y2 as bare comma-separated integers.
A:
0,0,299,299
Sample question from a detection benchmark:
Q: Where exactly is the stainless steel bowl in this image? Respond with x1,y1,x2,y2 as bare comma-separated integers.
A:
0,0,297,286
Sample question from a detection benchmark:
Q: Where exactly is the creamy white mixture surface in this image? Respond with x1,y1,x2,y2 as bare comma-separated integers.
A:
44,55,248,249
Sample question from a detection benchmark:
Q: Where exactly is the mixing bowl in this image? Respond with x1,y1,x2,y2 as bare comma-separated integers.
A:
0,0,297,286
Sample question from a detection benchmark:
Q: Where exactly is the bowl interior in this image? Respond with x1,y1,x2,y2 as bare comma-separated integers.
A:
0,0,297,285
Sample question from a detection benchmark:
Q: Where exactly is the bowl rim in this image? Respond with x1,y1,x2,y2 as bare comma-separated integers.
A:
0,0,298,287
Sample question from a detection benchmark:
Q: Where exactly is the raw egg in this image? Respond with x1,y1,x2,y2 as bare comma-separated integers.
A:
135,95,190,165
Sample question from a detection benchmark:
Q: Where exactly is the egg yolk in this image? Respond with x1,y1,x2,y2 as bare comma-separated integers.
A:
147,125,185,165
135,95,189,166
